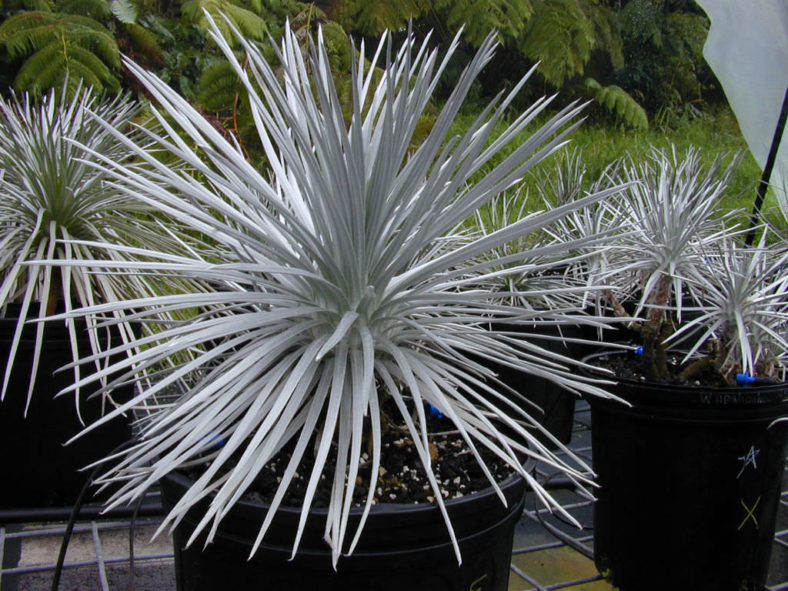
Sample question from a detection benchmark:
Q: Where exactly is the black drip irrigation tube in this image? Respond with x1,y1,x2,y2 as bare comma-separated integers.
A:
45,440,157,591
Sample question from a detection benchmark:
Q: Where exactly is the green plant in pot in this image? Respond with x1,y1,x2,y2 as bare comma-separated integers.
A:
0,85,206,509
581,146,788,591
56,20,629,591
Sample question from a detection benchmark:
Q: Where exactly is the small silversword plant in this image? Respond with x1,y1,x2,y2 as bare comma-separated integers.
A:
0,85,204,413
601,145,742,381
669,232,788,384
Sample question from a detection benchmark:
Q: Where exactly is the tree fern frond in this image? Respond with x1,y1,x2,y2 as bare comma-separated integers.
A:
584,0,623,69
662,10,708,98
24,0,56,9
182,0,268,42
67,18,121,67
13,42,71,93
619,0,663,48
197,60,242,111
64,43,119,88
222,3,267,39
0,11,120,94
62,53,117,91
287,0,328,28
57,0,112,19
110,0,138,23
320,21,352,73
0,13,118,64
14,40,118,94
446,0,533,47
0,12,60,58
121,22,164,63
585,78,648,130
335,0,418,36
520,0,594,87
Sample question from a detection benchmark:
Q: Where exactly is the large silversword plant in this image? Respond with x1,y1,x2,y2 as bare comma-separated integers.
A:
64,21,623,564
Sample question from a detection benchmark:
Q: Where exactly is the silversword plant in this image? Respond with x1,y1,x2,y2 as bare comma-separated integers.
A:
602,145,742,381
0,85,204,413
670,232,788,383
60,21,624,564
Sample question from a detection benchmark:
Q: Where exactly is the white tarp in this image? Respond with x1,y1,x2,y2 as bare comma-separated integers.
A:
696,0,788,219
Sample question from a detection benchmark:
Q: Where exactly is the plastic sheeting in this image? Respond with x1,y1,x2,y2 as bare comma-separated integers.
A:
696,0,788,220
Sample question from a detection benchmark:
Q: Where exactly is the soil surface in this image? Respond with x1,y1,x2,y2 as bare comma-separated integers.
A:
187,406,518,508
591,350,729,387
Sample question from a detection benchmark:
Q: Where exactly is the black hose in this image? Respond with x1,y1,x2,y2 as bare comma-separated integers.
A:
127,492,147,591
50,440,135,591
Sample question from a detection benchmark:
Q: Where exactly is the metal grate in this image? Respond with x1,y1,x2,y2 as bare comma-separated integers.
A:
1,401,786,591
0,517,173,591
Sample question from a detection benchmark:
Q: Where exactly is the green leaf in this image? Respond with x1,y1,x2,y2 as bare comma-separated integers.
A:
520,0,595,87
586,78,648,130
335,0,418,36
110,0,138,23
14,40,118,94
182,0,268,42
57,0,112,20
0,11,120,94
122,21,164,63
196,59,242,111
446,0,533,47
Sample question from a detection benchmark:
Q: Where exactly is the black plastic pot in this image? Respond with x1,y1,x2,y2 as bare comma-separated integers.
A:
490,360,576,447
483,322,581,447
160,470,526,591
584,351,788,591
0,311,134,509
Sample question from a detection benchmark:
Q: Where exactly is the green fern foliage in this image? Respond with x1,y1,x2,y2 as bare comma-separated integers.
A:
619,0,662,48
585,77,648,130
181,0,268,43
15,39,118,94
336,0,533,45
583,0,623,69
0,11,120,94
196,58,263,160
520,0,594,87
120,21,163,63
335,0,417,37
109,0,137,23
444,0,533,47
4,0,57,9
662,10,708,102
197,59,241,111
615,0,710,114
56,0,112,19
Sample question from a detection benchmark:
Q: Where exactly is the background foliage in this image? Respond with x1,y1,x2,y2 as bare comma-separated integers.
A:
0,0,777,231
0,0,719,123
